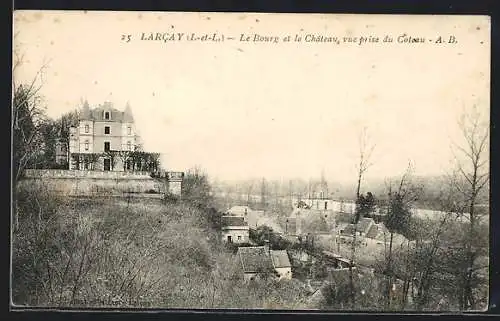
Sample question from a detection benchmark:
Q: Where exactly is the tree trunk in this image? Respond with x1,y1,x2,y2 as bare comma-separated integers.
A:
385,232,394,309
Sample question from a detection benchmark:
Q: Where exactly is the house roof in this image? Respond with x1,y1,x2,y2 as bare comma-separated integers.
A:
358,218,374,234
336,212,354,224
123,102,134,122
365,224,379,239
221,215,247,227
79,102,135,123
270,250,291,268
237,246,274,273
340,224,356,236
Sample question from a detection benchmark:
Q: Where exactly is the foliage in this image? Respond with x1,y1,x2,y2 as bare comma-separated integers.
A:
12,183,311,309
181,167,214,208
355,192,377,218
12,84,48,182
249,226,292,250
384,192,412,237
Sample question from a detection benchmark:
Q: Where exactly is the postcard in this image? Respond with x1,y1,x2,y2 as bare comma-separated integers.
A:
11,11,490,311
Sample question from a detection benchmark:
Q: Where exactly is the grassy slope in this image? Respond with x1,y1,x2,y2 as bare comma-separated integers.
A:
12,190,310,309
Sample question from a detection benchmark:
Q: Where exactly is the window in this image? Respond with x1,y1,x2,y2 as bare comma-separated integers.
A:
127,126,132,135
237,236,242,241
85,125,89,133
127,141,132,151
84,140,89,151
105,112,110,120
104,142,110,152
104,126,110,134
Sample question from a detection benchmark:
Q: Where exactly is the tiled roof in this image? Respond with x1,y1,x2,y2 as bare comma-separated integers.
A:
221,215,247,227
340,224,356,236
336,212,354,224
270,250,291,268
365,224,379,239
358,218,374,234
237,246,274,273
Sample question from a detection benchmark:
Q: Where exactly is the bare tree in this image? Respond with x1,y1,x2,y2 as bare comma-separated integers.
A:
349,127,375,307
245,180,254,207
12,44,51,184
450,105,489,310
382,161,420,309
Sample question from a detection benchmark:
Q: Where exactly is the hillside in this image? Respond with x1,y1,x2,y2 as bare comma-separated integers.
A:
12,185,310,309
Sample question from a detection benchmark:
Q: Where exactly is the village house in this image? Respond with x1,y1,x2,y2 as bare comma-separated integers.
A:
337,217,377,245
237,245,292,281
286,208,335,237
221,215,250,244
293,197,357,214
336,217,412,249
270,250,293,280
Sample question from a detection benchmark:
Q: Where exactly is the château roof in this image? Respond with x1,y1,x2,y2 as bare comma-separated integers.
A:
79,101,135,123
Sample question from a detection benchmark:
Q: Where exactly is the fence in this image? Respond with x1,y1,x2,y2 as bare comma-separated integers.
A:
24,169,152,179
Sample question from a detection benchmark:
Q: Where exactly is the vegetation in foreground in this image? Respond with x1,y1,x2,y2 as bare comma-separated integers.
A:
12,183,311,309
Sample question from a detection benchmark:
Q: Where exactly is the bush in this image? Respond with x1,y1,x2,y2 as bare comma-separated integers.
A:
12,183,317,309
162,193,179,204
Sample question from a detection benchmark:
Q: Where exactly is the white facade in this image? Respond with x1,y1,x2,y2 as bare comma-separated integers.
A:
292,197,357,213
275,267,292,280
120,122,136,151
222,226,249,244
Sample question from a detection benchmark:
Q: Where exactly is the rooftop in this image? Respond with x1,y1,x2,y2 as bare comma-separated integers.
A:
340,224,356,236
79,101,134,123
237,246,274,273
365,224,379,239
358,217,375,234
221,215,247,227
270,250,291,268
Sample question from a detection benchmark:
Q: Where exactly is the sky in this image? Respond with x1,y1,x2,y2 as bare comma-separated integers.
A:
13,11,490,183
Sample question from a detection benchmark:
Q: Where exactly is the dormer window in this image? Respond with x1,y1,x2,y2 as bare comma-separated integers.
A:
105,112,110,120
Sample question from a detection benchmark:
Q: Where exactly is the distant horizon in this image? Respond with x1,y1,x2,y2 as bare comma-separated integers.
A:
13,11,490,183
